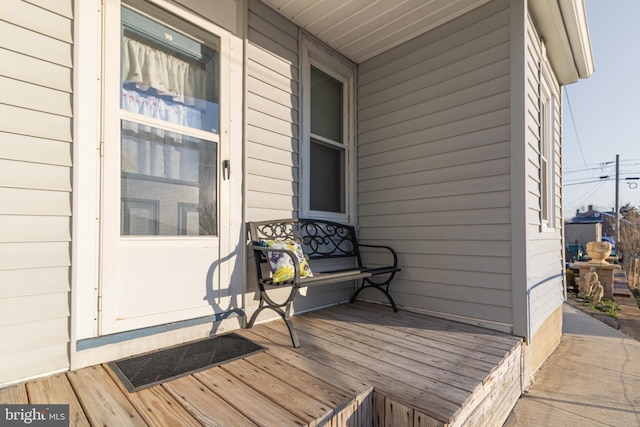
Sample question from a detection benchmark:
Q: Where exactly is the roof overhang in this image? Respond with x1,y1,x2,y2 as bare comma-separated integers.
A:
529,0,595,84
260,0,594,82
259,0,492,64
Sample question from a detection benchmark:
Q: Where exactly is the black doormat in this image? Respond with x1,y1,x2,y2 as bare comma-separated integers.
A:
108,333,264,392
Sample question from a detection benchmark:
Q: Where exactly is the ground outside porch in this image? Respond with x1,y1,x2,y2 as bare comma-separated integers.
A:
0,302,524,426
567,270,640,341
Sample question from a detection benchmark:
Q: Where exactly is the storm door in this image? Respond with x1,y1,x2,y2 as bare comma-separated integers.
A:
100,1,232,334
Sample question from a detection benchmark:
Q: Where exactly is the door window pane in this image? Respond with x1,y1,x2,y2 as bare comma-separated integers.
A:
310,66,343,143
121,121,217,236
121,6,219,134
120,6,219,236
310,140,344,213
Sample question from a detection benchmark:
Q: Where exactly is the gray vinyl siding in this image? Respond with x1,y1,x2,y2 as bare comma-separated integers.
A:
524,13,565,335
357,0,513,328
244,0,354,314
0,0,72,385
246,0,300,221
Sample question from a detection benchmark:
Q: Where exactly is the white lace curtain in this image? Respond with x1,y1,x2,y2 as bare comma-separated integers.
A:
122,36,207,109
121,36,214,180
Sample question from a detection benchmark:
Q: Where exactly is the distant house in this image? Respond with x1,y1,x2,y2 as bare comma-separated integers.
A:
0,0,593,393
569,205,617,238
568,205,635,259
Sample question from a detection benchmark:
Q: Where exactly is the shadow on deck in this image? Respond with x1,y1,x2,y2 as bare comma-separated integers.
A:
0,302,523,426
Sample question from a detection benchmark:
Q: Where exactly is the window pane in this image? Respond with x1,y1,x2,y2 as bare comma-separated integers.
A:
541,159,549,222
310,140,344,213
121,199,158,235
121,7,220,133
121,120,217,236
311,66,342,143
540,95,551,224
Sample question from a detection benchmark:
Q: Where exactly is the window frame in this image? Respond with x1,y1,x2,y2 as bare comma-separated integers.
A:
300,36,356,223
539,59,556,231
102,0,232,242
118,2,222,237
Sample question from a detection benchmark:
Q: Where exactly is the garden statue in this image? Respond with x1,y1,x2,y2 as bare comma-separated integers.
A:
591,278,604,305
579,267,603,304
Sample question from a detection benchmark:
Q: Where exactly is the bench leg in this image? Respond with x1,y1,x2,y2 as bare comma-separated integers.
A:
282,304,301,348
246,305,268,328
248,303,300,348
350,280,398,312
245,284,301,348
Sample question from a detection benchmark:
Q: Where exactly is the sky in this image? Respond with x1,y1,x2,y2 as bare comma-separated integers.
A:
562,0,640,218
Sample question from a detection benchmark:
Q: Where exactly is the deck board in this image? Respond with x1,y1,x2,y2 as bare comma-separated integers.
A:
335,303,516,353
104,365,202,427
67,365,148,427
260,320,463,422
0,382,28,403
245,352,355,410
323,304,512,359
163,375,258,426
294,315,480,394
222,358,335,426
26,373,90,427
307,309,492,381
2,302,523,426
236,328,374,396
195,367,308,426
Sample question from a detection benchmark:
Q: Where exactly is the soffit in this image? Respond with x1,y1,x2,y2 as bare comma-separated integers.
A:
529,0,594,84
260,0,492,63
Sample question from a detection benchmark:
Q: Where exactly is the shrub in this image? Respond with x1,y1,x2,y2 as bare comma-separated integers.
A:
566,269,576,289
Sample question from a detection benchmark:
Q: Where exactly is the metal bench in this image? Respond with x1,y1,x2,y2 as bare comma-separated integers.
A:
247,218,401,347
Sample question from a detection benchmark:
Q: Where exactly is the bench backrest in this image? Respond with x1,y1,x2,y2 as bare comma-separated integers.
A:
249,218,363,265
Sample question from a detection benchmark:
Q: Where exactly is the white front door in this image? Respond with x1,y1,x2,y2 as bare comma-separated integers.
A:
99,1,235,335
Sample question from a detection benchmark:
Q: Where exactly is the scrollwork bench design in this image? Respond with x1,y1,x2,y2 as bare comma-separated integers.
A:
247,218,401,347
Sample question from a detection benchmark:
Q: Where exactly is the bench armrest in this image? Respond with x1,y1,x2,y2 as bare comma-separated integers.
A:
250,244,302,284
357,243,399,268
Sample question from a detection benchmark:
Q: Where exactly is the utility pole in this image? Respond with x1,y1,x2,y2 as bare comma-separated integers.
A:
615,154,620,247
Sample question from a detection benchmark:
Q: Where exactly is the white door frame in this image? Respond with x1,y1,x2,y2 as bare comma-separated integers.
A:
70,0,244,345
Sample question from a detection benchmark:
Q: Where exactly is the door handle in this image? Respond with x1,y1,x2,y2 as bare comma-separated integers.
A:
222,160,230,180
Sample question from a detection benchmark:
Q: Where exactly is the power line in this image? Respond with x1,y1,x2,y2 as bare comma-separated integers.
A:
564,179,614,186
564,87,590,173
563,164,616,183
564,176,640,186
564,179,609,210
564,165,615,174
564,162,618,175
564,154,639,222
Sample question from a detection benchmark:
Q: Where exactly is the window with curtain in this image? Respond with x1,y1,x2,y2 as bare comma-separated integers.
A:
120,5,219,236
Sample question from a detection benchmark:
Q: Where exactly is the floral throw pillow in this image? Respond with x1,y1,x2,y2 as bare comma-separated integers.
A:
262,239,313,283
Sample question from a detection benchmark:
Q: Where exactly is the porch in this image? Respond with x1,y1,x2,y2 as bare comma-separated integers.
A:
0,302,522,426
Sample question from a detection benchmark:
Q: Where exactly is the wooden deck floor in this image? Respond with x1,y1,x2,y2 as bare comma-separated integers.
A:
0,302,523,426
